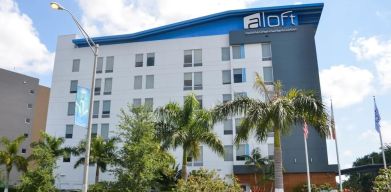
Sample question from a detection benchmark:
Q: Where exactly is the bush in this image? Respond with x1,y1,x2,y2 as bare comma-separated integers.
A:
176,169,241,192
293,183,334,192
372,168,391,192
88,181,118,192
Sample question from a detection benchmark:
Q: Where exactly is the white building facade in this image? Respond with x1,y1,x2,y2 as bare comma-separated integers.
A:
47,3,336,190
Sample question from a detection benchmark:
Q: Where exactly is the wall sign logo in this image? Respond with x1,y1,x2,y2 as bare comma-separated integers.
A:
243,11,297,29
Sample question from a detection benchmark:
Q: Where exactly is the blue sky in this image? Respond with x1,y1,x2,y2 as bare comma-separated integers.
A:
2,0,390,171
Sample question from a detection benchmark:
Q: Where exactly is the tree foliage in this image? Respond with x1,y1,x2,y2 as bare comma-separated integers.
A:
176,169,241,192
372,168,391,192
114,105,174,191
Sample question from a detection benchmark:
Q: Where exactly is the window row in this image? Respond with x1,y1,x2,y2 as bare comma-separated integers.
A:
134,75,154,90
65,124,109,140
132,98,154,111
94,78,113,95
135,53,155,67
72,43,272,73
186,144,251,164
68,100,111,118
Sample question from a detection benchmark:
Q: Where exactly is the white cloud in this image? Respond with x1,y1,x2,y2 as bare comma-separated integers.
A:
320,65,374,108
349,35,391,90
359,129,377,141
380,121,391,144
77,0,255,36
343,150,352,157
0,0,54,74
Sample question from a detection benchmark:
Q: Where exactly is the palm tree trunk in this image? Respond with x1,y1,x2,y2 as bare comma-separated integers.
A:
274,129,284,192
4,170,10,192
95,165,99,184
181,149,188,180
254,172,257,186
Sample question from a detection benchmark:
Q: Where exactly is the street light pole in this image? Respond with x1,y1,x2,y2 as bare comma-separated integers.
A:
50,2,98,192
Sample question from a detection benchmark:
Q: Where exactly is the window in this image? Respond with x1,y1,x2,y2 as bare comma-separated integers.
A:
236,144,249,161
67,102,75,116
101,124,109,140
96,57,103,73
183,73,192,90
194,72,202,90
221,47,230,61
145,98,153,111
263,66,273,85
222,94,232,103
24,133,28,138
102,100,111,118
194,49,202,66
233,68,246,83
94,78,101,95
105,56,114,73
146,75,154,89
193,146,203,166
232,45,245,59
21,148,26,154
135,54,143,67
65,125,73,139
184,72,202,90
222,70,231,84
195,95,202,108
184,50,192,67
134,75,142,90
93,101,99,118
147,53,155,66
92,124,98,138
72,59,80,72
133,98,141,107
27,104,33,109
262,43,272,61
224,119,233,135
104,78,112,95
63,157,71,162
268,143,274,160
29,89,35,94
25,118,30,123
235,118,242,133
224,145,233,161
234,92,247,99
70,80,78,93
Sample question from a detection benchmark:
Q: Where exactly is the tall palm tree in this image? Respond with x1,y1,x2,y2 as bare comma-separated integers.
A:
72,136,118,184
30,132,71,160
213,73,329,192
0,135,28,192
155,93,224,180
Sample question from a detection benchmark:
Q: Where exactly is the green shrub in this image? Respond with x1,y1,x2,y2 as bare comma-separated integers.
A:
293,183,334,192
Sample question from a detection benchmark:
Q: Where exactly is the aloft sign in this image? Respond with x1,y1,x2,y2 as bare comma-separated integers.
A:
243,11,298,29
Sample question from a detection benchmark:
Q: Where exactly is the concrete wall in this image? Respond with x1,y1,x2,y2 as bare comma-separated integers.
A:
31,86,50,143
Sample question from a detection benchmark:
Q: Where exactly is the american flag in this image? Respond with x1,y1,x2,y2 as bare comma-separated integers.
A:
374,97,381,133
303,121,309,139
330,100,336,140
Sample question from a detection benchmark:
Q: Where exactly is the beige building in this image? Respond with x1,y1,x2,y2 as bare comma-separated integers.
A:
0,68,50,186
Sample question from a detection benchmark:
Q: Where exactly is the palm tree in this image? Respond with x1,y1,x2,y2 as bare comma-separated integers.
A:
213,73,329,192
72,136,117,184
244,148,269,186
30,131,71,160
0,135,28,192
155,93,224,180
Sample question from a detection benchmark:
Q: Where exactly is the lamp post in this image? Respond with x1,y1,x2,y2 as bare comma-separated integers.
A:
50,2,98,192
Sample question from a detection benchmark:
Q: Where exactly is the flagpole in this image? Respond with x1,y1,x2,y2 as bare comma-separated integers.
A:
303,122,311,192
331,100,343,191
374,96,387,169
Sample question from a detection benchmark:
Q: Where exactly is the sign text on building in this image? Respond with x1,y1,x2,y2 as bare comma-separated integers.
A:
243,11,298,29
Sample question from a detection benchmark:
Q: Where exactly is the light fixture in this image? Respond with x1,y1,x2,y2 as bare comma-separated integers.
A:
50,2,64,10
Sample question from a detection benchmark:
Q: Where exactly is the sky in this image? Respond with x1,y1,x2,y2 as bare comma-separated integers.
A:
1,0,390,171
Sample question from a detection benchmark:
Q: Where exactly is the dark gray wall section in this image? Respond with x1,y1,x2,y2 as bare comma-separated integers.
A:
230,25,337,173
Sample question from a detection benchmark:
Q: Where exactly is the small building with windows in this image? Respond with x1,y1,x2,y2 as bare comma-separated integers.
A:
0,68,50,186
46,3,336,191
